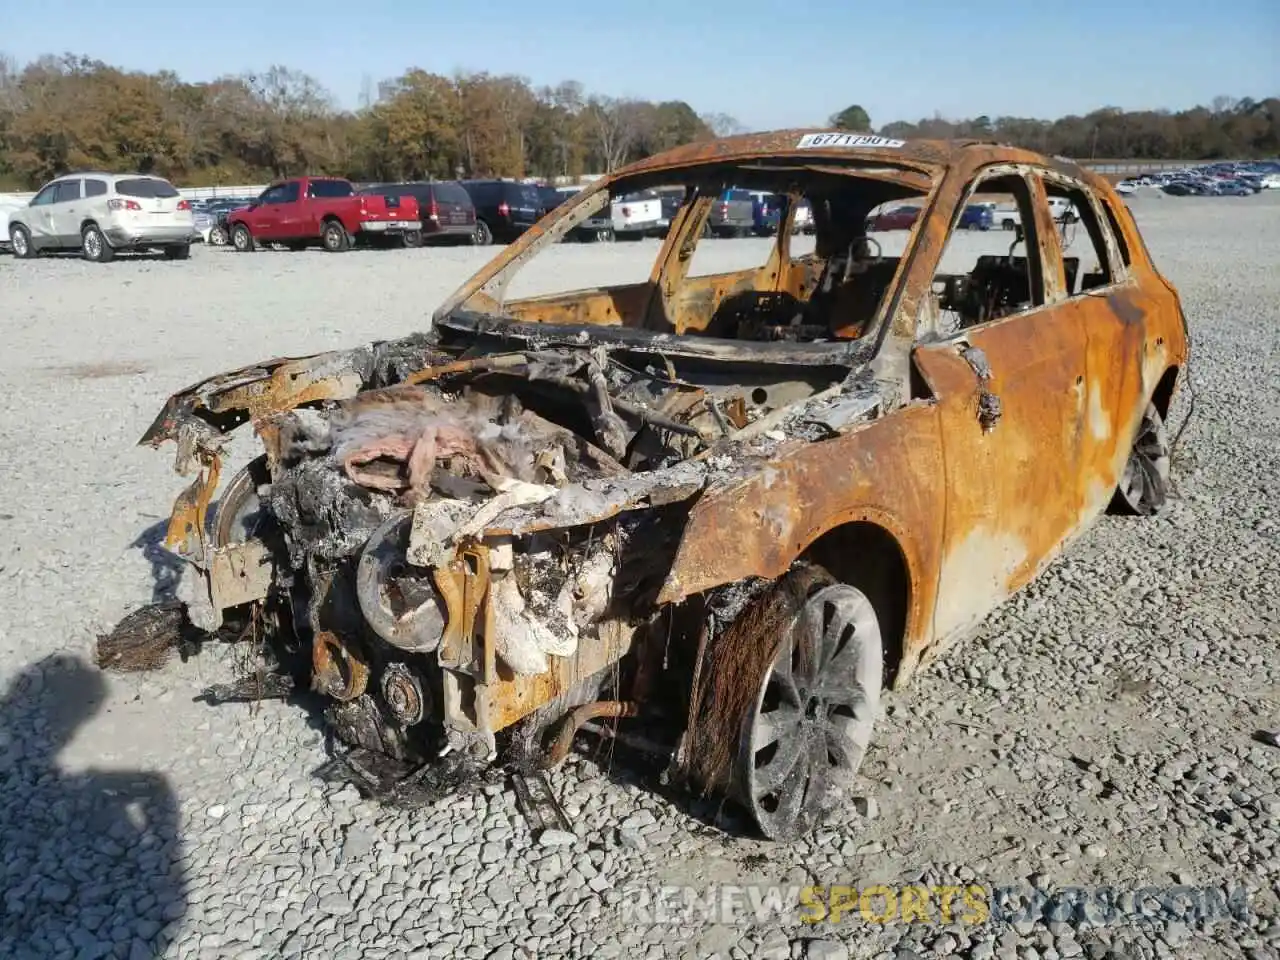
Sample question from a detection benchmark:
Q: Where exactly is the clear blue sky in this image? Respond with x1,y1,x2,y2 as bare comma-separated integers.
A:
4,0,1277,130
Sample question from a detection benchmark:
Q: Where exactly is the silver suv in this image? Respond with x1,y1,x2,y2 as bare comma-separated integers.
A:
8,172,195,262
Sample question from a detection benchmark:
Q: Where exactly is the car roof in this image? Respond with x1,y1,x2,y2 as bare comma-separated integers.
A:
51,172,170,182
611,129,1109,193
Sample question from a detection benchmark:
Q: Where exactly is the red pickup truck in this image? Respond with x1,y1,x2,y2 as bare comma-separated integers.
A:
227,176,421,253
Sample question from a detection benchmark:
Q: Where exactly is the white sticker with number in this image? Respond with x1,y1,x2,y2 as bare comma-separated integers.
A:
796,133,906,149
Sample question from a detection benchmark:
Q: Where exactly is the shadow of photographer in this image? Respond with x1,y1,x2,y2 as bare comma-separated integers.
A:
0,654,187,959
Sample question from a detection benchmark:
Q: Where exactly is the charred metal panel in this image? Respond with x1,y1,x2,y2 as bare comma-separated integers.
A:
658,401,945,681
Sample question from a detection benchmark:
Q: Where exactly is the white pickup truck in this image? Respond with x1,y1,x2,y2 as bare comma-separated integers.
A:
994,196,1079,230
612,189,665,239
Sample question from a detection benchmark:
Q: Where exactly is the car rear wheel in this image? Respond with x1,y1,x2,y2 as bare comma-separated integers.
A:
1110,402,1171,516
164,244,190,261
321,221,350,252
402,230,423,249
231,224,255,252
81,224,114,263
208,225,229,246
732,564,883,840
9,224,35,259
473,220,493,245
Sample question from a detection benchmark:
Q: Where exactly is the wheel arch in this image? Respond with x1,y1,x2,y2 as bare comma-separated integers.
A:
800,519,912,689
1151,365,1180,420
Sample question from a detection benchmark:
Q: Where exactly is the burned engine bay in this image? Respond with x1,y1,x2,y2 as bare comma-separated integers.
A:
122,307,888,810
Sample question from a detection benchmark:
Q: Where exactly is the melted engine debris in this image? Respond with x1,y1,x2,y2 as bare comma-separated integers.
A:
315,746,506,809
129,311,892,806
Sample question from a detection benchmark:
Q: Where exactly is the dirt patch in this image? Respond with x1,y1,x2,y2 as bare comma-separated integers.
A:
50,360,150,379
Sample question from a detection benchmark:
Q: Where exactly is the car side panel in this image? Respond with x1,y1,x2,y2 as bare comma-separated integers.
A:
1072,273,1187,523
239,201,276,240
657,401,947,682
25,187,57,248
276,184,309,239
911,308,1089,647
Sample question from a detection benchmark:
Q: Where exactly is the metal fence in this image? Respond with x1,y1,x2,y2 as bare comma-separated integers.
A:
0,183,270,206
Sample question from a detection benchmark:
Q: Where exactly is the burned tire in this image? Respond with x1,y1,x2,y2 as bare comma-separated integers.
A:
733,565,883,840
1109,402,1171,517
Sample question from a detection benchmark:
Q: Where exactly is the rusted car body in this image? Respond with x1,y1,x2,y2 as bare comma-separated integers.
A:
136,130,1188,839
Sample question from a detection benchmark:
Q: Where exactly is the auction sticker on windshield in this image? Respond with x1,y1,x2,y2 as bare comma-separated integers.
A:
796,133,906,149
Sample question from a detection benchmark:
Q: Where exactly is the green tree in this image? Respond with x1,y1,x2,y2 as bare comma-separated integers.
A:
829,104,871,131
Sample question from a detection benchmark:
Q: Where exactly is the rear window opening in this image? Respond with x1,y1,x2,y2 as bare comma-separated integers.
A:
115,178,179,199
308,180,354,199
513,186,542,206
433,183,472,205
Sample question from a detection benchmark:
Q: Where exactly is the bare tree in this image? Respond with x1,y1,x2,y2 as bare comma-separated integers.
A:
700,112,745,137
1210,95,1238,116
585,96,647,171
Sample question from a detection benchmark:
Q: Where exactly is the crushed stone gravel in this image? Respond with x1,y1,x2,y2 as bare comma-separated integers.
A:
0,193,1277,960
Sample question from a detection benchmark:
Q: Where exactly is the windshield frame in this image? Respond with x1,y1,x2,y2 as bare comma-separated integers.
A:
433,156,942,355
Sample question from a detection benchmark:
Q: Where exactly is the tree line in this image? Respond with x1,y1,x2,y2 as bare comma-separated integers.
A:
851,97,1280,163
0,53,1274,192
0,54,746,191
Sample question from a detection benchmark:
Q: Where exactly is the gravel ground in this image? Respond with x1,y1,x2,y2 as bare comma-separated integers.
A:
0,193,1277,960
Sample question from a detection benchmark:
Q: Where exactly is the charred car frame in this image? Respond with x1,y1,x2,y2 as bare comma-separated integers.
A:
131,131,1189,839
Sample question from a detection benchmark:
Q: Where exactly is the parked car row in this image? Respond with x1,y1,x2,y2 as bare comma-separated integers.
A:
7,165,977,263
192,197,258,246
1116,159,1280,197
866,194,1087,233
513,183,812,245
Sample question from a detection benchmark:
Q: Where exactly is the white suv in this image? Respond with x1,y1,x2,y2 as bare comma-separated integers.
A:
7,172,195,262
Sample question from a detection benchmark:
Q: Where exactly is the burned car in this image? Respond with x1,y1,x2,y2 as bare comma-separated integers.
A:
127,131,1189,840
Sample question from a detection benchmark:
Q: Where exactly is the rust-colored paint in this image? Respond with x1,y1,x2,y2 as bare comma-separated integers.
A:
646,144,1187,688
657,401,945,682
163,457,220,556
544,700,639,767
477,620,637,732
312,630,369,702
431,541,638,734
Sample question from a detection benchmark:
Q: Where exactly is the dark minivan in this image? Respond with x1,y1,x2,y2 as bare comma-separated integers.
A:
460,179,544,244
358,181,477,246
